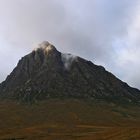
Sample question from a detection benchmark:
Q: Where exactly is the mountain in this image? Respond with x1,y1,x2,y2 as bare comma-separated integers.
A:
0,41,140,103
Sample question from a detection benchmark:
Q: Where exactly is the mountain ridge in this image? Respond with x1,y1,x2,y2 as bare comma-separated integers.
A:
0,41,140,103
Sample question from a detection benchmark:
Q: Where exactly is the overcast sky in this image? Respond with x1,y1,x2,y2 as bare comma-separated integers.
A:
0,0,140,88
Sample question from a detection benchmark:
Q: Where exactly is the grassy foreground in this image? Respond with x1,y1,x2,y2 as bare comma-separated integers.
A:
0,99,140,140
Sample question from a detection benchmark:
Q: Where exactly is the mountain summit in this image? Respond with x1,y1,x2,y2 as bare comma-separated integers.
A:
34,41,57,53
0,41,140,103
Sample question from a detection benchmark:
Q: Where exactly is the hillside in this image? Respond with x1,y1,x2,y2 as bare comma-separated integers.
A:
0,99,139,140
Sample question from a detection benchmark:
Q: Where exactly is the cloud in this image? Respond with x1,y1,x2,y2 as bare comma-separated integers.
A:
0,0,140,88
112,3,140,87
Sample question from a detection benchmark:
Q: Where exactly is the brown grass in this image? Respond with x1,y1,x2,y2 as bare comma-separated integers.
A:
0,99,140,140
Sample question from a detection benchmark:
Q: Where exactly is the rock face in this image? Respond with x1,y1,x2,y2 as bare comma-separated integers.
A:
0,41,140,103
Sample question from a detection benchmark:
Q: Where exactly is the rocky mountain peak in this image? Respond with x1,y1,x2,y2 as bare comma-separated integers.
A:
0,41,140,103
34,41,57,54
32,41,77,70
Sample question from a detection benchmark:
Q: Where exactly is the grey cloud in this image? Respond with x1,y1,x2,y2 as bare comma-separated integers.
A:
0,0,140,88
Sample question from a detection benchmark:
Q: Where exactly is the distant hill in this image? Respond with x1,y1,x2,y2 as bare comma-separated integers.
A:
0,41,140,103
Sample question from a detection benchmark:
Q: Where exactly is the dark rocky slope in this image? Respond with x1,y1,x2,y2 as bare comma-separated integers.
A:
0,41,140,103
